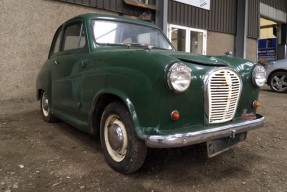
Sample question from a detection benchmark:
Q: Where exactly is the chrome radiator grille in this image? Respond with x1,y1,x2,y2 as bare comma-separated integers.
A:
206,68,241,124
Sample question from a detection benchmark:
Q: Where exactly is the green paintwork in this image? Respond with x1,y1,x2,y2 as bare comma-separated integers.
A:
36,13,262,140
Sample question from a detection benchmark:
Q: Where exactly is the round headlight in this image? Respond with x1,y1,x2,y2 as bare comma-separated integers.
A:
167,62,191,93
252,64,266,87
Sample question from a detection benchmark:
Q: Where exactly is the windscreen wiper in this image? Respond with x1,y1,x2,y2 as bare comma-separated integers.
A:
126,43,154,50
102,43,130,47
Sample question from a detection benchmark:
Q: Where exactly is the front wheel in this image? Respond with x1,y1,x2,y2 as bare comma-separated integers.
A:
269,71,287,93
100,102,147,174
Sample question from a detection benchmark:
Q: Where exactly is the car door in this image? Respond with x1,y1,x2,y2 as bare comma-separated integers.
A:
51,19,88,119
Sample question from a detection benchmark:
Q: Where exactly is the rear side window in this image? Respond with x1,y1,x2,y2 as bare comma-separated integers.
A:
63,23,86,51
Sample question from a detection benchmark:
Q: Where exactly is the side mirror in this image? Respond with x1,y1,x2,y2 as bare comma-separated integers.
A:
224,51,233,56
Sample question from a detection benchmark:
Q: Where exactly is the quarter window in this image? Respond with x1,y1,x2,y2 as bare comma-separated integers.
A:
49,28,63,57
63,23,86,51
53,30,62,54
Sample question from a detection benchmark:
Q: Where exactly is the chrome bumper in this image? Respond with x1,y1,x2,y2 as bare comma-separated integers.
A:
145,114,265,148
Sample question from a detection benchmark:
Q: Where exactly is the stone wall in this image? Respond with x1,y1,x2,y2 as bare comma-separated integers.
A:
0,0,114,101
207,31,258,62
246,38,258,62
206,31,235,56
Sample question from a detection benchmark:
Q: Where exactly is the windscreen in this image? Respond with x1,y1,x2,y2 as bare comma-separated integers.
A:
92,20,173,50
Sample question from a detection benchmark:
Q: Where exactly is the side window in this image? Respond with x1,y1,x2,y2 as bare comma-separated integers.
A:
63,22,86,51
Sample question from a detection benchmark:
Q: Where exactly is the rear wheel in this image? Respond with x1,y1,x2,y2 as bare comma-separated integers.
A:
40,91,58,122
270,71,287,93
100,102,147,174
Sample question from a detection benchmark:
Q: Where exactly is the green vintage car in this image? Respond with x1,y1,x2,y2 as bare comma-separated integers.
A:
36,13,266,174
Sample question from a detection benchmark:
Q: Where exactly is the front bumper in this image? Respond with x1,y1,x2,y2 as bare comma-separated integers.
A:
145,114,264,148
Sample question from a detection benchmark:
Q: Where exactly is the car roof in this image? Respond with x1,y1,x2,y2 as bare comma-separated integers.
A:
66,13,158,28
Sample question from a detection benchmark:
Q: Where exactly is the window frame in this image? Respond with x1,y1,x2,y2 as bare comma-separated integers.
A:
48,25,63,59
91,19,175,50
168,24,207,55
48,18,87,59
62,20,87,52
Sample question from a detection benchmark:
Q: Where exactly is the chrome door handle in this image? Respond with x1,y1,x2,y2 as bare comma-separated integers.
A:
81,61,87,68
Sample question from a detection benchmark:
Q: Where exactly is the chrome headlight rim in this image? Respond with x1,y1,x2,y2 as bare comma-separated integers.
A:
167,62,192,93
252,64,267,87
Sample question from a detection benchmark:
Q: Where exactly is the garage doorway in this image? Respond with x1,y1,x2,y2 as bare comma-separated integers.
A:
258,18,278,62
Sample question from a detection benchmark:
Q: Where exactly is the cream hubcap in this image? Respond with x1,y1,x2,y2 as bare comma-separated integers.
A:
104,114,128,162
41,92,49,117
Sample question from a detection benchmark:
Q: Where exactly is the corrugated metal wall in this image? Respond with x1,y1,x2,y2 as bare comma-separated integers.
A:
260,0,287,12
168,0,286,39
59,0,287,39
248,0,260,38
59,0,155,17
168,0,237,34
248,0,287,38
260,1,287,23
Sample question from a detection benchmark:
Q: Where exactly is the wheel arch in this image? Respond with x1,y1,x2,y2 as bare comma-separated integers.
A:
37,89,44,100
90,89,144,139
36,70,52,100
